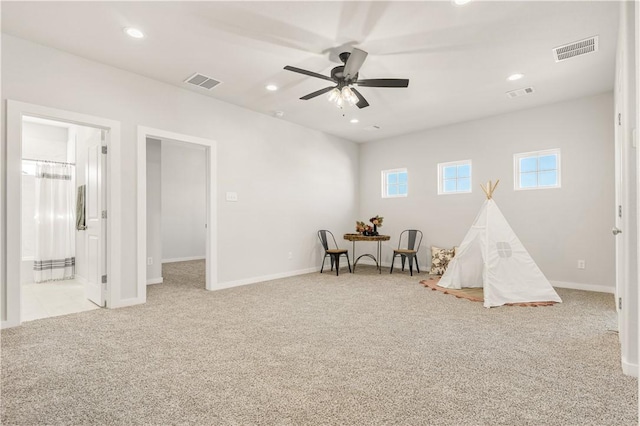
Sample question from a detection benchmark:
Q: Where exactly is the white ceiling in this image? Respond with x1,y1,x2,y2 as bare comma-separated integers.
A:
2,1,619,143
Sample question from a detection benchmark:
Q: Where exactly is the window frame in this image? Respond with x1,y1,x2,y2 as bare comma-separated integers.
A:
513,148,561,191
381,168,408,198
437,159,473,195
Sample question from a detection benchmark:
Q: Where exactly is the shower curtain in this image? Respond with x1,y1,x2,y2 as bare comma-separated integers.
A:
33,162,75,282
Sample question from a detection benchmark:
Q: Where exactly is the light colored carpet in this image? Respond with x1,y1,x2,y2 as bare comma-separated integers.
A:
1,260,637,425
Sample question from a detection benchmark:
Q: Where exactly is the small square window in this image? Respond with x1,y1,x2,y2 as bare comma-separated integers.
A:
438,160,472,195
382,169,408,198
514,149,561,190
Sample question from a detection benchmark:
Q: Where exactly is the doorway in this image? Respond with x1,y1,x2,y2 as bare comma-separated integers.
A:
136,126,217,300
4,100,122,329
146,137,207,290
20,116,105,321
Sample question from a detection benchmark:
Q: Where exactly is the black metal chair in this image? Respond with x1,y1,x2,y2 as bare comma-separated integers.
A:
390,230,423,276
318,230,351,276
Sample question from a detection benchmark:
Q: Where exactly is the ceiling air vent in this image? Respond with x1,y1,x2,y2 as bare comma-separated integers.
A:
184,73,222,90
506,87,535,99
553,36,599,62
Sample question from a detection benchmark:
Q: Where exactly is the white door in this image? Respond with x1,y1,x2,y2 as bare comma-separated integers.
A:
613,38,637,376
85,131,107,306
613,59,625,339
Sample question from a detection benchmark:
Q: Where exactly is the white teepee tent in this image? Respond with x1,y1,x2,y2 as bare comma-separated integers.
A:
439,180,562,308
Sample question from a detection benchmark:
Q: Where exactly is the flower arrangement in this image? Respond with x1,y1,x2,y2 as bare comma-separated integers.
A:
356,221,369,233
356,215,384,236
370,215,383,227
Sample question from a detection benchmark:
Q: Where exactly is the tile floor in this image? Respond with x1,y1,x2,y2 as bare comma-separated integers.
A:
21,279,100,322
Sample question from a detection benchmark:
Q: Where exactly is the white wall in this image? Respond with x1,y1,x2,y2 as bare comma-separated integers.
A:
146,138,162,282
160,140,206,263
1,34,359,313
360,93,615,291
22,121,68,161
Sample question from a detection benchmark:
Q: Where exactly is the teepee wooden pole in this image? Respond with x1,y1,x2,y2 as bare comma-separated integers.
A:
490,180,500,198
480,183,489,198
481,179,500,199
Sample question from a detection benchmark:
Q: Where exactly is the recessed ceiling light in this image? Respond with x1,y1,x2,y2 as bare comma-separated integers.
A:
124,27,145,39
350,118,359,124
507,73,524,81
453,0,472,5
265,84,278,91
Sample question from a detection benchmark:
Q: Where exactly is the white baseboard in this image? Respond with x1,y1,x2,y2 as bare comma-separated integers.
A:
1,319,20,329
622,358,638,377
109,297,145,309
162,256,205,264
342,266,612,293
213,267,319,291
550,280,615,294
146,277,163,285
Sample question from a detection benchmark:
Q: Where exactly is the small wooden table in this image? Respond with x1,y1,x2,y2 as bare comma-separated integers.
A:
343,234,391,274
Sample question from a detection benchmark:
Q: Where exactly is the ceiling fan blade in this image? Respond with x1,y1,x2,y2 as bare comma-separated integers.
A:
284,65,335,82
351,88,370,109
356,78,410,88
300,86,336,100
343,48,368,79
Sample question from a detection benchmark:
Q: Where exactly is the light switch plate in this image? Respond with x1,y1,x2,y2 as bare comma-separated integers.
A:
226,191,238,202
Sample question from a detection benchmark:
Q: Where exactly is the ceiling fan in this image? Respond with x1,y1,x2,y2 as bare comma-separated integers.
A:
283,48,409,109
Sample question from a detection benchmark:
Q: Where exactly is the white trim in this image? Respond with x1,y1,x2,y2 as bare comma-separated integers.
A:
381,168,408,198
215,267,318,291
513,148,561,190
162,256,206,263
621,359,638,378
112,297,145,308
146,277,163,285
4,100,121,328
550,280,615,294
437,159,472,195
137,126,218,296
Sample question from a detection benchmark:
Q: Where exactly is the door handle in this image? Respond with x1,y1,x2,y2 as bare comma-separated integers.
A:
612,227,622,235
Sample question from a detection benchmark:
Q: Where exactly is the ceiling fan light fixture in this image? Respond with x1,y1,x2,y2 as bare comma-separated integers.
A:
328,88,340,102
284,47,408,110
341,86,358,106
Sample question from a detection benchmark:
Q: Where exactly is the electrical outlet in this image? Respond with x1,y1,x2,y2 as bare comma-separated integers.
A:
577,260,585,269
147,257,153,266
226,192,238,202
288,252,293,260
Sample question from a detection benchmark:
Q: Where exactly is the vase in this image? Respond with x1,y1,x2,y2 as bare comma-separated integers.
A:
373,224,378,235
